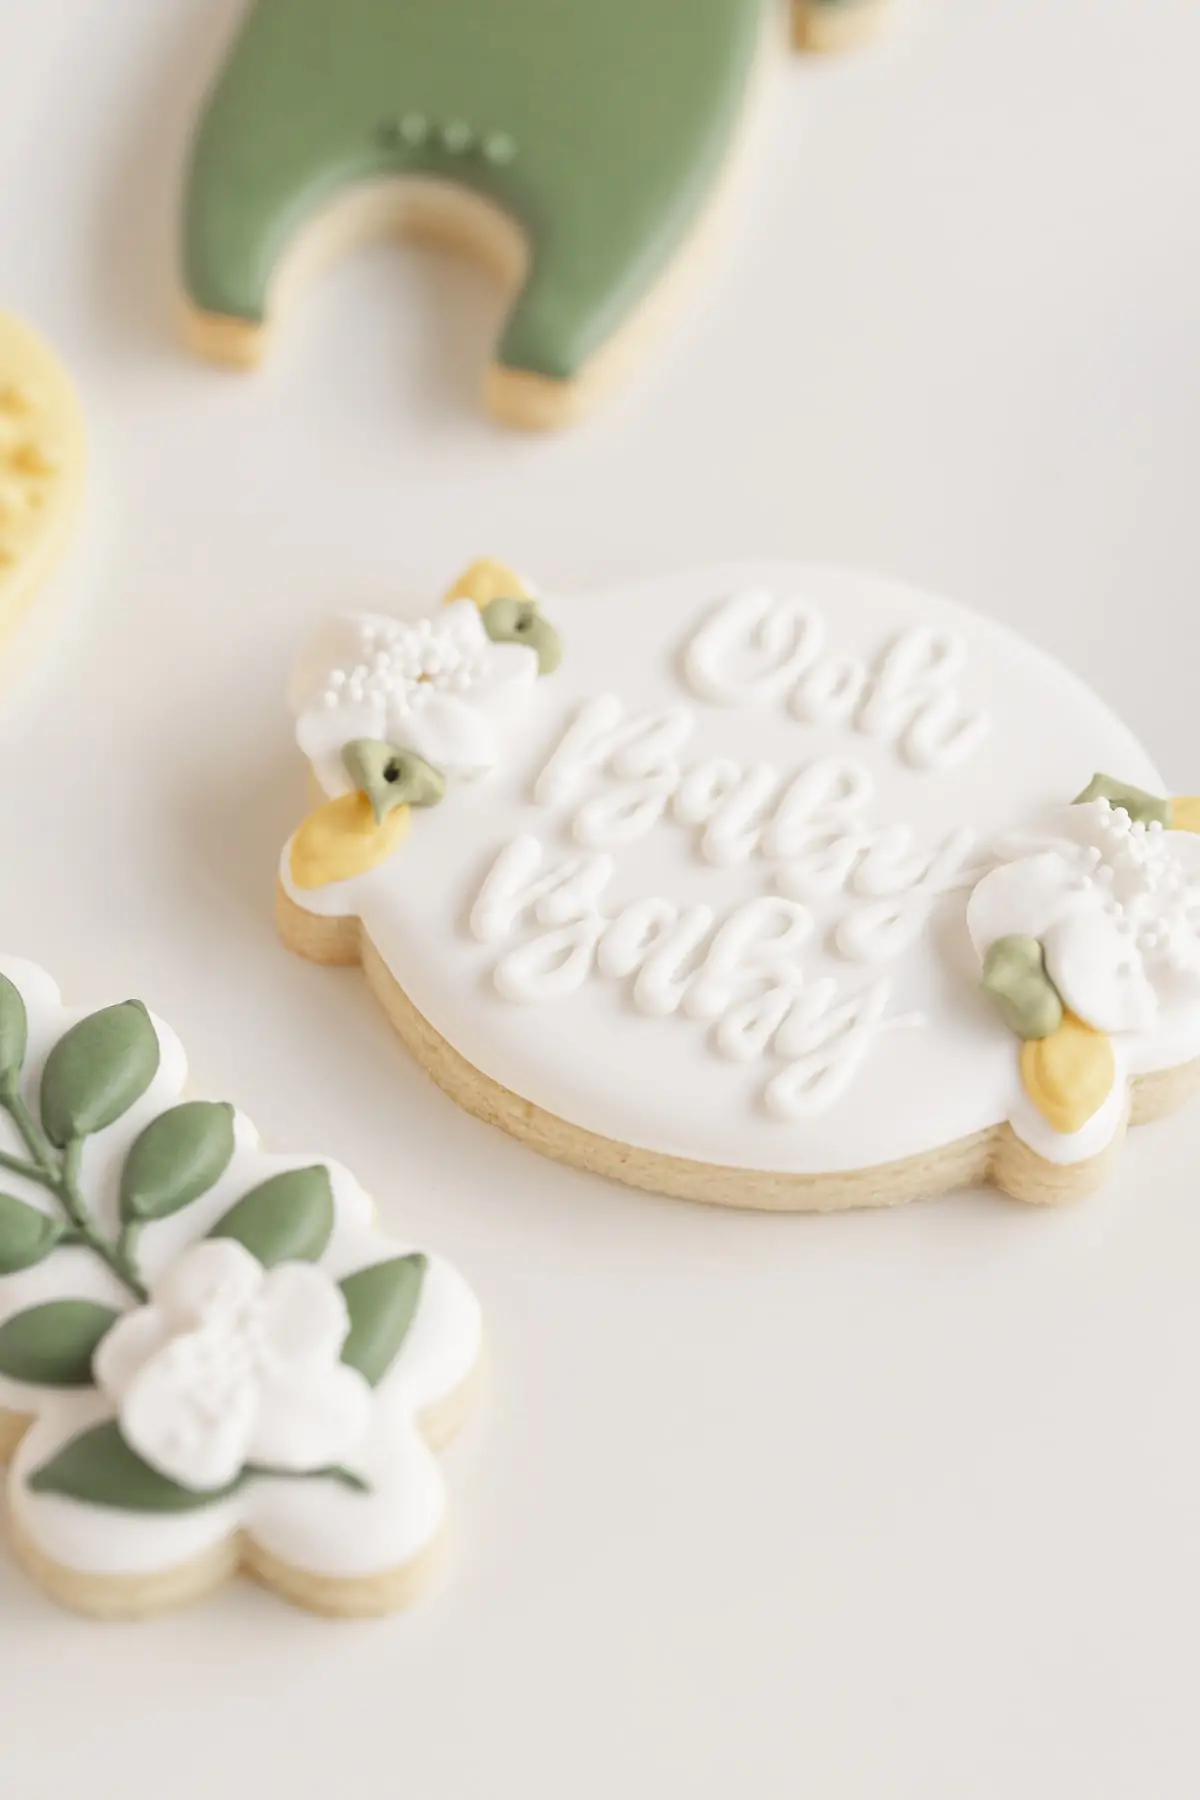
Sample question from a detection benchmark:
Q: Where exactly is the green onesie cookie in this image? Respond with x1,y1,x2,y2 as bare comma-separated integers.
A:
181,0,892,427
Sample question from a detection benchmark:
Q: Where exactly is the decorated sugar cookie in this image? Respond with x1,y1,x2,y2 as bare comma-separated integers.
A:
0,314,85,684
181,0,894,429
0,959,481,1618
276,561,1200,1213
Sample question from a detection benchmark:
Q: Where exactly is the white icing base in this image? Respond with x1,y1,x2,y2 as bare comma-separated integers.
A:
0,958,481,1584
283,566,1185,1176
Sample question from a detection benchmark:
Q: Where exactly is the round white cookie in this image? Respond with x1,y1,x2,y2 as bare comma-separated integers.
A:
278,563,1200,1211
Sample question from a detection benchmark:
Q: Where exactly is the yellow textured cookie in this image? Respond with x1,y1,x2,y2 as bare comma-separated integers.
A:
0,313,85,681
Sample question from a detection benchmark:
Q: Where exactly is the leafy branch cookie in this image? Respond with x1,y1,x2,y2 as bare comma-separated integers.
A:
181,0,895,429
0,959,481,1619
0,314,85,683
277,561,1200,1213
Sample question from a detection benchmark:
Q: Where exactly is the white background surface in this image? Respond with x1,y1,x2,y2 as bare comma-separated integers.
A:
3,0,1200,1792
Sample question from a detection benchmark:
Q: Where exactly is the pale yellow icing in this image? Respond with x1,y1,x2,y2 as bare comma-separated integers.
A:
289,794,410,890
441,557,532,610
0,313,86,664
1019,1011,1116,1136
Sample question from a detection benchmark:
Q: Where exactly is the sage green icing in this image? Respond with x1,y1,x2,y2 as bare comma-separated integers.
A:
981,936,1065,1042
1073,773,1172,828
28,1421,245,1512
341,739,446,822
339,1252,427,1385
0,1299,120,1387
0,974,28,1091
0,1194,64,1275
28,1421,370,1510
483,133,516,168
39,1002,160,1149
182,0,766,379
482,596,562,675
0,1014,149,1303
119,1102,237,1224
209,1165,335,1265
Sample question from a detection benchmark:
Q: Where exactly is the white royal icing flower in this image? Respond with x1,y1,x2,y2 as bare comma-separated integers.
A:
292,599,540,785
967,800,1200,1034
93,1239,373,1491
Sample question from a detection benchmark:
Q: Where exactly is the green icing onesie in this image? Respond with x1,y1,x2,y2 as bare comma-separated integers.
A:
182,0,777,384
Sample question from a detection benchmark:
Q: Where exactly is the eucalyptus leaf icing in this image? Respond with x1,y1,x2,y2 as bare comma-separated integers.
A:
28,1420,247,1514
183,0,769,379
0,1300,120,1387
0,972,28,1089
282,564,1200,1190
119,1102,237,1222
0,1194,63,1275
0,957,481,1607
339,1254,427,1386
40,1001,160,1147
209,1166,336,1266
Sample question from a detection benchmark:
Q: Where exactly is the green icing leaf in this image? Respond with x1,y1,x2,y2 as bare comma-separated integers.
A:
1073,773,1172,827
0,1299,120,1386
119,1101,236,1223
341,740,446,823
39,1002,160,1147
981,936,1065,1041
209,1165,334,1266
0,974,28,1091
482,596,562,675
28,1420,243,1512
0,1195,64,1275
339,1253,427,1385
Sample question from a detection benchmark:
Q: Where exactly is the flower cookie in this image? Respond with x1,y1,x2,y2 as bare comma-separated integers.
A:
276,561,1200,1213
0,314,85,685
0,959,481,1618
181,0,894,429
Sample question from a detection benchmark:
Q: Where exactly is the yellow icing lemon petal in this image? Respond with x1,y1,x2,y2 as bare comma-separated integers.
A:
442,557,532,609
289,793,410,890
1019,1011,1116,1136
0,313,86,673
1171,796,1200,834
